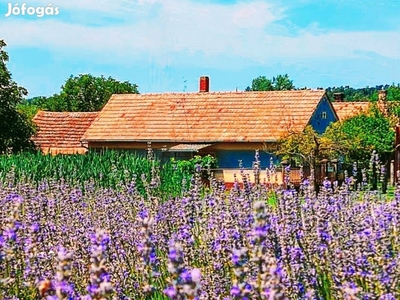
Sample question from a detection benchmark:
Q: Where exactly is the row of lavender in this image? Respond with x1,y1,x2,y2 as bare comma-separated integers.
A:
1,159,400,299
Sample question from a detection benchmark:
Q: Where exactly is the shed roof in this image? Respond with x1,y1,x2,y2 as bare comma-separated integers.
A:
32,111,99,154
168,144,213,152
331,102,371,121
82,90,327,143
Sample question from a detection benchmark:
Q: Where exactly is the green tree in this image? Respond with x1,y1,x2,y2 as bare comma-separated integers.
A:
249,76,273,91
16,96,47,121
37,74,139,112
0,40,35,153
319,121,358,162
325,84,393,102
279,107,394,165
338,105,394,163
275,125,323,190
17,102,40,121
387,84,400,101
247,74,294,91
276,105,394,186
272,74,294,91
329,105,394,192
276,125,321,167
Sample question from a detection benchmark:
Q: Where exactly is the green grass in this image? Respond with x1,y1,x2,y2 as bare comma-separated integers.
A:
0,150,192,200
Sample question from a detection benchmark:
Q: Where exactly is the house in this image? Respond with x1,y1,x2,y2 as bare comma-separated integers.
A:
331,90,388,121
32,111,99,155
330,93,371,121
81,77,338,184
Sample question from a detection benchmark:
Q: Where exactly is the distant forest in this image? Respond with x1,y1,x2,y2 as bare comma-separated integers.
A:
324,84,400,102
247,75,400,102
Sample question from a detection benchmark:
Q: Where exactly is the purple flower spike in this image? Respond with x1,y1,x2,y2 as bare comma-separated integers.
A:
84,229,113,299
164,241,202,299
137,213,158,295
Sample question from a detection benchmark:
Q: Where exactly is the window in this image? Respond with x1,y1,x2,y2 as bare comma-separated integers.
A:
321,111,327,119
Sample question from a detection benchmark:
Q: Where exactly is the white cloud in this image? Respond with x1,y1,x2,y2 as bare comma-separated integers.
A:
1,0,400,69
12,0,132,14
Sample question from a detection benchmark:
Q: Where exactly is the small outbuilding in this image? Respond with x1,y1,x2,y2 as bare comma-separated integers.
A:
32,111,99,155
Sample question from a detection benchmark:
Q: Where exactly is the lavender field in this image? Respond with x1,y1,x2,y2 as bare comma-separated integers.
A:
0,151,399,299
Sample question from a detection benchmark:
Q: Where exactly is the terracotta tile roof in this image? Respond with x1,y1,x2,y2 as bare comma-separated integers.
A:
332,102,371,121
32,111,99,154
82,90,326,143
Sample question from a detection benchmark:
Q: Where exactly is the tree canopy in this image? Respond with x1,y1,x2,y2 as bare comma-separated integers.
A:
276,104,395,168
0,40,35,153
23,74,139,113
326,84,400,102
275,125,321,167
333,105,394,163
246,74,295,91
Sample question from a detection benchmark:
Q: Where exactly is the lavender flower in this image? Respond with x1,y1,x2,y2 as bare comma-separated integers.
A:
54,247,75,299
164,241,202,299
84,230,113,300
38,247,75,299
3,152,400,299
137,213,158,294
231,247,251,299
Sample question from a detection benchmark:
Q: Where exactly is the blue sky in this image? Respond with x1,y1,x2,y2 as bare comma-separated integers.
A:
1,0,400,97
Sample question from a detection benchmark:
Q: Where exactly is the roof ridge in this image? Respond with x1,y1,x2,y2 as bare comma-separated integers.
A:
114,89,324,96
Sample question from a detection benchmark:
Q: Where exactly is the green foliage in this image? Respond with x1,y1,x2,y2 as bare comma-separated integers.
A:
249,76,273,91
326,85,383,101
387,84,400,101
272,74,295,91
319,121,354,161
170,155,218,175
33,74,139,112
0,151,217,200
277,104,395,167
16,103,40,121
276,125,320,166
0,40,36,153
247,74,294,91
338,105,394,162
325,84,400,102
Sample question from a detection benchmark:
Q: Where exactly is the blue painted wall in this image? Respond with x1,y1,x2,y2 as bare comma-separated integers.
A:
216,150,279,168
308,96,338,134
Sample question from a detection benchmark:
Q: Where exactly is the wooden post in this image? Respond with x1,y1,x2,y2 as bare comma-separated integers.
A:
281,160,289,189
391,160,395,186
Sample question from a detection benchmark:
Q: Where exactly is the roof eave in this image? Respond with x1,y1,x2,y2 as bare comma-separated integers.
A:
81,139,278,143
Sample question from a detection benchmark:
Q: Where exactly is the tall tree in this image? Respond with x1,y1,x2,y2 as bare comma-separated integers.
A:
249,76,273,91
337,105,394,163
36,74,139,112
247,74,295,91
278,105,395,167
0,40,35,153
272,74,295,91
276,125,321,167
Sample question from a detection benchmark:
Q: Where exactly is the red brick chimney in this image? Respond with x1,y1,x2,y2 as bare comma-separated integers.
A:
333,92,344,102
199,76,209,92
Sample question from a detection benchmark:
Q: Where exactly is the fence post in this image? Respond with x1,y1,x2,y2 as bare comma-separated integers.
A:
391,160,395,186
